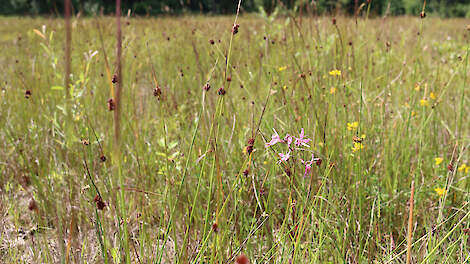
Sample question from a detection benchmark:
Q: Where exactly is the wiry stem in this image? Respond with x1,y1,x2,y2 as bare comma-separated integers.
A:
114,0,122,144
65,0,71,98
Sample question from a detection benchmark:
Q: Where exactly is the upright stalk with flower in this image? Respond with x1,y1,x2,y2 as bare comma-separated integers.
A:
265,128,322,178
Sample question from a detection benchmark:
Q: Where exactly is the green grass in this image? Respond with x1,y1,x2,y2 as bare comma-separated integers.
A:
0,14,469,263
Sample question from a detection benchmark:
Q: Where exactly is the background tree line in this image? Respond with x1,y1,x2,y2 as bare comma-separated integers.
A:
2,0,470,17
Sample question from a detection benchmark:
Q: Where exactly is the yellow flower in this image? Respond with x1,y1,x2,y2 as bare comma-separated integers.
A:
347,121,359,131
434,157,443,165
361,134,366,139
278,66,287,72
430,92,437,100
458,164,469,173
330,87,336,94
420,99,429,106
329,69,341,76
242,146,248,155
411,111,418,117
282,85,288,90
434,187,446,197
414,83,420,91
352,142,364,152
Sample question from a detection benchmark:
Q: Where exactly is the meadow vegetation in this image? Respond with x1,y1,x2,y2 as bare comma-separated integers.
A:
0,11,469,263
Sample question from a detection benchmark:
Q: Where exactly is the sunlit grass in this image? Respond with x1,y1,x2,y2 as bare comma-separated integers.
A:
0,14,469,263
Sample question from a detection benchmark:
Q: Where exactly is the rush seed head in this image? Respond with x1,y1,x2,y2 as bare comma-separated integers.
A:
212,222,218,233
217,87,226,96
25,89,31,99
235,254,249,264
94,194,106,210
232,23,240,35
153,86,162,98
28,198,37,211
107,98,115,111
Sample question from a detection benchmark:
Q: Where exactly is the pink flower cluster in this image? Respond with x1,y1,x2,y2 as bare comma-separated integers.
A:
265,128,320,176
265,128,311,149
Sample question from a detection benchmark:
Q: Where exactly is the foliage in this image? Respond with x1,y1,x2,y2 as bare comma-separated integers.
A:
2,0,470,17
1,14,469,263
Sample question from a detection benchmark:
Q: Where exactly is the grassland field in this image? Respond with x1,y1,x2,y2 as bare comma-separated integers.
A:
0,13,469,263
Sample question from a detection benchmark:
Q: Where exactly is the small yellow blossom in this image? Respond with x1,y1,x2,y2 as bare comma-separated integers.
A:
329,69,341,76
430,92,437,100
420,99,429,106
282,85,288,90
434,157,443,165
352,142,364,152
278,66,287,72
411,111,418,117
414,83,420,91
361,134,366,139
347,121,359,131
434,187,446,197
263,161,268,165
458,164,469,173
330,87,336,94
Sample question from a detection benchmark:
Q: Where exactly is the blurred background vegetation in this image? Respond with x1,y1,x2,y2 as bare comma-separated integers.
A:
2,0,470,17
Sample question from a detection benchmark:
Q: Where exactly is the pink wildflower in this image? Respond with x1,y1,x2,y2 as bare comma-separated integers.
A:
284,134,293,146
301,159,312,176
301,154,321,176
294,128,311,147
265,129,282,148
278,151,290,163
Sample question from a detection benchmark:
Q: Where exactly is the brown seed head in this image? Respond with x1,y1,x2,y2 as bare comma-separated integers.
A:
94,194,106,210
235,254,249,264
25,89,32,99
246,145,253,155
81,139,90,146
209,39,215,45
212,222,218,233
153,86,162,98
243,169,249,176
218,87,226,96
420,11,426,18
203,83,211,91
28,199,37,211
448,163,454,172
314,158,322,166
232,24,240,35
463,228,470,235
247,138,255,145
332,17,337,25
100,155,107,162
111,74,118,84
285,168,292,176
107,98,115,111
226,76,232,82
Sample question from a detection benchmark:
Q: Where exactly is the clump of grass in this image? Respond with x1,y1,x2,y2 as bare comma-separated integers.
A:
0,5,469,264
